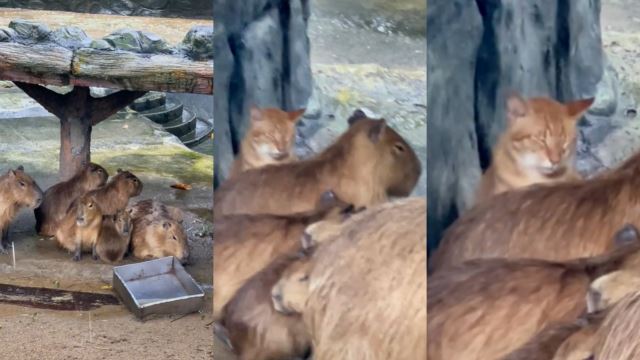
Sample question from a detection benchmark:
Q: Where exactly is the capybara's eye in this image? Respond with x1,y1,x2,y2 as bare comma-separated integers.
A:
18,181,25,187
394,143,406,153
88,203,93,208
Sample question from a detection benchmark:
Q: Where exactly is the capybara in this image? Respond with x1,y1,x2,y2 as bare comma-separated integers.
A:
34,162,107,236
130,216,189,263
587,270,640,313
590,291,640,359
501,311,606,360
222,251,313,360
214,109,421,216
213,190,354,320
274,198,427,360
428,224,640,360
54,193,103,261
431,148,640,271
127,199,183,224
0,165,43,252
86,169,143,215
95,210,132,264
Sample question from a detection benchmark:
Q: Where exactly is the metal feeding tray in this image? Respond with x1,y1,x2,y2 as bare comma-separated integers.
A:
113,256,204,319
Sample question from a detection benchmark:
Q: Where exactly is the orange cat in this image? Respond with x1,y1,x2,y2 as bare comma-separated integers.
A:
474,93,594,204
228,106,305,177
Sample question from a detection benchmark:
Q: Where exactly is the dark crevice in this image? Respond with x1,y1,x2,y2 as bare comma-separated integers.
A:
554,0,571,101
278,0,292,110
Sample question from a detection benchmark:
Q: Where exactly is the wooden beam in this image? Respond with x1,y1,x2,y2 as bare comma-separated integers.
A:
0,42,213,94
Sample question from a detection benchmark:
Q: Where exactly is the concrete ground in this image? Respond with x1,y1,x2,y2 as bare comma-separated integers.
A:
0,85,213,359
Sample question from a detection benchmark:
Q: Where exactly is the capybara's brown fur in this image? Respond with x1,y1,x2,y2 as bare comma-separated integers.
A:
54,193,103,261
587,269,640,313
222,251,312,360
131,216,188,263
34,163,107,236
428,225,640,360
501,311,606,360
431,150,640,271
276,198,427,360
213,190,354,320
127,199,183,223
86,169,143,216
0,166,43,251
214,109,421,216
95,210,132,264
591,291,640,359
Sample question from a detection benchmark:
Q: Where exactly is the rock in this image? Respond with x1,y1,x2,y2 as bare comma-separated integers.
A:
589,57,619,117
0,27,16,42
102,29,172,53
138,31,173,54
427,0,483,252
9,19,51,42
181,25,213,61
89,39,115,51
213,0,313,186
51,26,92,49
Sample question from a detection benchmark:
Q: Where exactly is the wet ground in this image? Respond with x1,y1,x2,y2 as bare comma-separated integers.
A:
0,8,212,44
0,85,213,358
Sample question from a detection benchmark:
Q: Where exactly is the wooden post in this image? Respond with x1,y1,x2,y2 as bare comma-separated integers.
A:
13,82,145,180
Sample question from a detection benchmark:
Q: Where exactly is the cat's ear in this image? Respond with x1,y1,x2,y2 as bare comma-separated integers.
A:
250,106,263,122
505,92,529,124
565,98,595,119
288,109,306,122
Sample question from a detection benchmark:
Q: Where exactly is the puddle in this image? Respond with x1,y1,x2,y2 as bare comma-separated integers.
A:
0,283,119,311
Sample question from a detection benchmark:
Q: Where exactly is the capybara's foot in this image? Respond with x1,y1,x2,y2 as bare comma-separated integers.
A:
72,253,81,261
92,254,98,261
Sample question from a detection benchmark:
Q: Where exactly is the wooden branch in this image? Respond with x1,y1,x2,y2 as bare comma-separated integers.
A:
0,43,73,86
0,43,213,94
89,90,147,125
12,81,68,119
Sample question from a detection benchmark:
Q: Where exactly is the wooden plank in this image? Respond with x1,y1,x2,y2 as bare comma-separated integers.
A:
0,43,213,94
71,49,213,94
0,42,72,86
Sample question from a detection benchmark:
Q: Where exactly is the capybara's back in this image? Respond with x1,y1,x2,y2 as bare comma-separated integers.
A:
214,110,421,216
89,169,143,215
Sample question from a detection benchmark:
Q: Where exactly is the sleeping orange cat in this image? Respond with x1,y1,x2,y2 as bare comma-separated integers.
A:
474,92,594,204
228,106,305,177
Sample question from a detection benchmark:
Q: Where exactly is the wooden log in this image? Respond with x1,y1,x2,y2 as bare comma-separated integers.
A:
71,49,213,94
0,43,72,86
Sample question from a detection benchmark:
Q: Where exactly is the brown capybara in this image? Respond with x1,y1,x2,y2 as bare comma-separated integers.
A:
86,169,143,216
54,193,103,261
213,190,354,320
431,149,640,271
127,199,183,224
586,270,640,314
130,216,189,264
214,109,421,216
501,311,606,360
0,165,43,252
428,224,640,360
589,291,640,359
274,198,427,360
34,162,107,236
222,251,313,360
95,209,132,264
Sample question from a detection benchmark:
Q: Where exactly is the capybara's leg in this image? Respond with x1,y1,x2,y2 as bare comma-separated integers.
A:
92,243,98,261
0,226,9,254
72,237,82,261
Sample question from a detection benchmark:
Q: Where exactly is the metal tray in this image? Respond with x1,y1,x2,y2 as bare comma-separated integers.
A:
112,256,204,319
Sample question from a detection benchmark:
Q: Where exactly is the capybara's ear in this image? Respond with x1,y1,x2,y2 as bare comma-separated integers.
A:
117,168,123,173
613,224,640,247
566,97,595,119
347,109,368,126
288,108,306,122
368,119,387,143
505,91,529,125
16,165,24,171
8,169,16,177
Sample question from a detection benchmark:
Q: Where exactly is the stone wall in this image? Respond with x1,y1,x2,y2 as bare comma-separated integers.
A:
0,0,212,19
213,0,312,187
427,0,604,252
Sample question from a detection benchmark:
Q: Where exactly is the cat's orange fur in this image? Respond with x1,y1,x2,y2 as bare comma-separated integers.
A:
228,106,305,177
474,93,594,204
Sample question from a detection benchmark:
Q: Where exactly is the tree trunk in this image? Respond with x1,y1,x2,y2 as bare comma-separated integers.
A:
59,115,92,181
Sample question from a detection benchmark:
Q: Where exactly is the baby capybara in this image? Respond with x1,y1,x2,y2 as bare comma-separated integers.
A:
34,162,107,236
54,193,103,261
214,109,421,216
0,165,43,252
223,251,313,360
95,209,132,264
87,169,143,215
131,217,189,264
